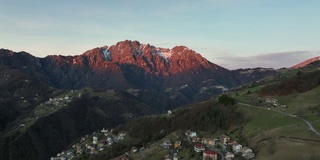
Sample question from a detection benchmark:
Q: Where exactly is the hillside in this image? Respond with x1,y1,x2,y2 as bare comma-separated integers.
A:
231,62,320,159
0,88,185,160
52,96,245,160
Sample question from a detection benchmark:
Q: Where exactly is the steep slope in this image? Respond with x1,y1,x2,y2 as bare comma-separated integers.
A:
292,56,320,69
0,66,55,132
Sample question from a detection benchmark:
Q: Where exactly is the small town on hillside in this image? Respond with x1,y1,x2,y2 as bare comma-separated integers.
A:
17,90,82,131
51,126,255,160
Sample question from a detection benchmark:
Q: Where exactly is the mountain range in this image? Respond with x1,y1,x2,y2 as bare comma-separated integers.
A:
1,40,318,160
0,40,280,99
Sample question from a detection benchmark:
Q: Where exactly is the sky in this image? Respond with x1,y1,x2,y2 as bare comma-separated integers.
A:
0,0,319,69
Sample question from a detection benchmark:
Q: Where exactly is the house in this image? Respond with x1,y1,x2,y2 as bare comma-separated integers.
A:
241,147,252,155
118,132,126,140
203,150,218,160
225,152,234,160
174,141,181,149
266,98,280,107
231,142,242,153
167,110,172,115
185,130,197,138
162,139,172,149
189,131,197,138
243,152,255,159
266,98,278,104
119,132,126,137
202,138,215,146
194,144,205,152
220,134,230,145
280,104,287,108
80,137,86,142
101,128,108,133
106,137,113,143
97,141,105,148
241,147,255,159
92,136,98,144
131,146,138,153
173,153,179,160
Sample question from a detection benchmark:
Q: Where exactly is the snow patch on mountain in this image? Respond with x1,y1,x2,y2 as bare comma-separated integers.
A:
102,49,112,61
156,48,173,61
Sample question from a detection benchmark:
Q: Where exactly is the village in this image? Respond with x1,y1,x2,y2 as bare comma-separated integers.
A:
51,125,255,160
50,128,127,160
17,90,82,131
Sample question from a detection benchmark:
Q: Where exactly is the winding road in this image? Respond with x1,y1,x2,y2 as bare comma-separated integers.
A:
238,102,320,137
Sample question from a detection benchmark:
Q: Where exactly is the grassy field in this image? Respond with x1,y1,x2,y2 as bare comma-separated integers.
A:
234,83,320,159
277,86,320,114
237,104,302,136
256,139,320,160
311,119,320,133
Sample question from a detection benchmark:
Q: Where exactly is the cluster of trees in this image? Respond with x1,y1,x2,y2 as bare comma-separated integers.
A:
218,94,236,106
260,70,320,95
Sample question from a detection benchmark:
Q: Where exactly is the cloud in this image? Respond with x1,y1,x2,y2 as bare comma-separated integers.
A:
213,51,319,70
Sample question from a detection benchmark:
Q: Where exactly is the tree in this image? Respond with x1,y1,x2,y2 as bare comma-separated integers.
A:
218,94,236,106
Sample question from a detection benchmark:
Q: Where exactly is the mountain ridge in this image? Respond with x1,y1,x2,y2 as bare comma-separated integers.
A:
0,40,282,103
292,56,320,69
0,40,237,91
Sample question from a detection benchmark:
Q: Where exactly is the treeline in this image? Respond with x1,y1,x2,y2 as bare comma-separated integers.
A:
260,70,320,95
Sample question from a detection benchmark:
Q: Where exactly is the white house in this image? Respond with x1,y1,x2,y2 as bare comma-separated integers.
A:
92,136,98,144
225,152,235,160
101,128,108,133
232,142,242,153
241,147,252,154
189,131,197,138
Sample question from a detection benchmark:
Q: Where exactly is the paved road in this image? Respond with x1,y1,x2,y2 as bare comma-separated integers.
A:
238,102,320,137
